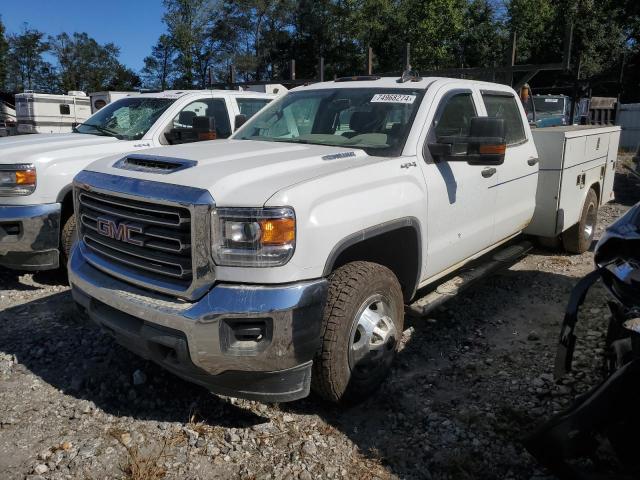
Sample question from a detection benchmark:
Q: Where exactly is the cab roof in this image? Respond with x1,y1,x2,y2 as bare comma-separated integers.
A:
137,89,276,100
292,76,516,94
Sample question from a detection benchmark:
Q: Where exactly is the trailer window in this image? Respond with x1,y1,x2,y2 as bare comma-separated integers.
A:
482,94,526,145
60,104,70,115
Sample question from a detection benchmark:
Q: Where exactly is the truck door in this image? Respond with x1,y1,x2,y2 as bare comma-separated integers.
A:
419,87,498,278
480,91,538,244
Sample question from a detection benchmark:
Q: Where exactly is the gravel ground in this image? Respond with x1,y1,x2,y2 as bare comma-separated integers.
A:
1,161,638,480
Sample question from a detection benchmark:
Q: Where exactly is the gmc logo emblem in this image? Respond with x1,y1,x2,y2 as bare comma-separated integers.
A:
96,217,144,246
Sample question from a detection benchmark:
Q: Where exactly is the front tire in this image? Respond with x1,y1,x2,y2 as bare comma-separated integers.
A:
312,261,404,403
60,214,78,269
562,188,598,254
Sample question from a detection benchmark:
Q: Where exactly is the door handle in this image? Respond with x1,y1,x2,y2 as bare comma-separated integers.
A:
527,158,539,166
481,167,497,178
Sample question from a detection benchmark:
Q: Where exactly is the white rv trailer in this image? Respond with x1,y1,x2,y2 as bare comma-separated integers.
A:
89,91,139,113
15,91,92,134
0,100,17,137
0,100,16,124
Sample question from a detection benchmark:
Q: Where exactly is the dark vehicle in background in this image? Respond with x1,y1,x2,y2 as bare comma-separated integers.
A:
530,95,574,128
525,199,640,480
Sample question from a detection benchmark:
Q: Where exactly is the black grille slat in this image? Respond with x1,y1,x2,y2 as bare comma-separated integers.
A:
77,189,193,285
79,191,190,227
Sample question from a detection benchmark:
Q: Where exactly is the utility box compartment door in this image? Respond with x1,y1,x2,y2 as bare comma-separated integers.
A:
525,125,621,238
602,130,619,204
584,133,610,163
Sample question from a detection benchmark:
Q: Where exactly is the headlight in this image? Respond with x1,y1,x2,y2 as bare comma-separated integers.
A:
211,207,295,267
0,164,36,196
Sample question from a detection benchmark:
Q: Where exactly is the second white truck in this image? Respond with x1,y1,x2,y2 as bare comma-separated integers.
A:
68,74,620,403
0,89,276,271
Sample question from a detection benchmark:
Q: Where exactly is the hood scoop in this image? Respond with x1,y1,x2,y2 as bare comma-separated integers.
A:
113,154,197,174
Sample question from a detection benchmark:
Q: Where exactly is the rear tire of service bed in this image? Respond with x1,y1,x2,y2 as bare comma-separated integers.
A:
312,261,404,404
562,188,598,254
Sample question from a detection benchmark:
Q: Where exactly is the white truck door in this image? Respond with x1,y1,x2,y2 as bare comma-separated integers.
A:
480,90,538,243
419,87,498,278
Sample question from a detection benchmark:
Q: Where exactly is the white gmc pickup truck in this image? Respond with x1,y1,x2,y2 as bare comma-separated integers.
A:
68,74,620,403
0,89,275,271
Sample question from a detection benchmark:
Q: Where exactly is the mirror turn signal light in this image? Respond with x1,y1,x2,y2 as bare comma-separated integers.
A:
479,144,506,155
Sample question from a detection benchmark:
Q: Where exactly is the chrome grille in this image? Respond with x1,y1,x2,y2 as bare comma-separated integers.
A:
78,189,193,286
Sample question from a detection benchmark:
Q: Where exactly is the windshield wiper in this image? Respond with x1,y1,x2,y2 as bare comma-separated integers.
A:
74,122,123,139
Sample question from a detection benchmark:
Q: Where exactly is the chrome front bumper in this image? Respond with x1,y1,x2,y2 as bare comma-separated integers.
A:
0,203,61,270
69,244,328,402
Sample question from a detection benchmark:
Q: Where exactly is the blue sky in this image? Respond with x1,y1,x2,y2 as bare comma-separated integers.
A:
0,0,166,71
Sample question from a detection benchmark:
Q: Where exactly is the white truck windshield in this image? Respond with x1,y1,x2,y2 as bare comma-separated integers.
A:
75,98,175,140
234,88,425,156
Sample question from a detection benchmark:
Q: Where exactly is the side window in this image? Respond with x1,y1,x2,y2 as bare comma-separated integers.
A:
237,98,271,119
434,92,476,139
172,98,232,139
60,104,70,115
482,93,526,145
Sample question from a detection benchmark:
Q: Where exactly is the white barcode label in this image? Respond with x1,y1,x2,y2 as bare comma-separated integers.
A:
371,94,417,104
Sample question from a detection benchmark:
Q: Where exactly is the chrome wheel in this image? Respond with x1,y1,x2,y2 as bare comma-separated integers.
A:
348,294,398,377
584,202,597,240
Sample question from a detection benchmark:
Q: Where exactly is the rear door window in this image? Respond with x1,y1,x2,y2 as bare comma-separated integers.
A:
172,98,232,138
482,93,526,145
236,98,271,119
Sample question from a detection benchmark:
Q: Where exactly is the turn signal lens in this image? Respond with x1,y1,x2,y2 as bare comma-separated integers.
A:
15,169,37,185
479,144,506,155
260,218,295,245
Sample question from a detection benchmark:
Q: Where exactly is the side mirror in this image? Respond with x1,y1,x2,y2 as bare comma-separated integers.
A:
193,116,216,141
234,114,247,130
427,117,506,166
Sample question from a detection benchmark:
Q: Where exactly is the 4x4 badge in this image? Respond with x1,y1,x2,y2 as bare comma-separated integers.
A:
401,161,417,169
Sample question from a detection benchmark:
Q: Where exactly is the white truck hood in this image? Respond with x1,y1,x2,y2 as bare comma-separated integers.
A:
0,133,149,205
84,139,380,206
0,133,125,166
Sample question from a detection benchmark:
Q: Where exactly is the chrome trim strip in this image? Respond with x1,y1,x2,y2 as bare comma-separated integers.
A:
74,171,215,300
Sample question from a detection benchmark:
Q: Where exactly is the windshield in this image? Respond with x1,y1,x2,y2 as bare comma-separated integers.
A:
233,88,425,156
74,97,175,140
533,97,566,116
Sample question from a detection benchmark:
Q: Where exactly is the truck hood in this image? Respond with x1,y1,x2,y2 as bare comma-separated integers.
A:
0,133,124,165
85,139,382,206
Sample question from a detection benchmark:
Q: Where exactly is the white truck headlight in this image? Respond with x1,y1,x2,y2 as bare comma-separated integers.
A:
0,164,37,196
211,207,295,267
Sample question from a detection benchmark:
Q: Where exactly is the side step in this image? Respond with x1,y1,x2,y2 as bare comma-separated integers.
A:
406,241,532,317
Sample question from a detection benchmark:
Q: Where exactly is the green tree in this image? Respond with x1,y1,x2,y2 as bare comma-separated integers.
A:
5,26,53,92
162,0,214,88
0,17,8,90
142,34,175,89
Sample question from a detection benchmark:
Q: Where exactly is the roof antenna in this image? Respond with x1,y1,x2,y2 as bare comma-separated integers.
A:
398,66,422,83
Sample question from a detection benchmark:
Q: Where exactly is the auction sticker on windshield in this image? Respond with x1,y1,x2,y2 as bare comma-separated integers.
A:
371,94,417,104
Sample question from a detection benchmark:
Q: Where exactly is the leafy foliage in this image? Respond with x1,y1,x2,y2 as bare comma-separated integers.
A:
0,1,638,100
